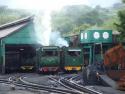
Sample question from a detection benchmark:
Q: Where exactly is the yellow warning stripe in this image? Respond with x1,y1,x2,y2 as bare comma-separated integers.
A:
21,66,34,70
64,66,81,71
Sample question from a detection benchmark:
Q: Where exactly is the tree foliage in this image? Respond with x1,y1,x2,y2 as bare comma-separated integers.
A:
102,16,119,30
123,0,125,3
115,0,125,40
51,5,119,35
0,6,28,25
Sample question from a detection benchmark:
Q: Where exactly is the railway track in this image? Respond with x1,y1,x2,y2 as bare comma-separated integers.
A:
19,76,81,94
59,74,102,94
0,73,81,94
48,73,102,94
48,75,83,94
0,73,102,94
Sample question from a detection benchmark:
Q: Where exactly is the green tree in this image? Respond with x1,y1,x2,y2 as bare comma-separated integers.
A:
51,12,74,33
51,4,120,36
0,6,28,25
115,0,125,40
102,16,118,30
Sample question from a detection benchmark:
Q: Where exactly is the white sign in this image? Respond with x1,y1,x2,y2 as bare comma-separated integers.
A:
93,32,100,39
84,33,87,39
81,33,83,39
103,32,109,39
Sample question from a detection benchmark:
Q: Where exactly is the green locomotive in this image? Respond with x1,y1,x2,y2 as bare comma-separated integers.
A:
20,51,36,71
36,46,60,73
62,47,83,71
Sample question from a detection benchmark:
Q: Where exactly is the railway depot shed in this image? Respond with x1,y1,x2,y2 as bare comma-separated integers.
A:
0,16,40,73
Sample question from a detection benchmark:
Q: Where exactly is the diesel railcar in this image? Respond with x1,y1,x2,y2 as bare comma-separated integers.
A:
36,46,60,73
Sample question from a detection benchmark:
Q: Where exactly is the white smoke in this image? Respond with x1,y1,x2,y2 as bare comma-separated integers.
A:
34,11,51,46
33,12,69,47
33,10,69,47
50,31,69,47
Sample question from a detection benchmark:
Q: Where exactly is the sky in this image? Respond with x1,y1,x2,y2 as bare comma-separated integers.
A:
0,0,122,11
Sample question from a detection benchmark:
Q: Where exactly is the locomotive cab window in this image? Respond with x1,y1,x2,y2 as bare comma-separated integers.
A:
67,49,81,57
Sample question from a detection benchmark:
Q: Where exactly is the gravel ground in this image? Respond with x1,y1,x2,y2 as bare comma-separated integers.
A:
86,85,125,94
0,83,51,94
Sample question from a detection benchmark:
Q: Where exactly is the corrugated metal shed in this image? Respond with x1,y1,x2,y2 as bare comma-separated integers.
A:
0,16,32,39
0,22,28,39
0,16,40,74
0,16,32,29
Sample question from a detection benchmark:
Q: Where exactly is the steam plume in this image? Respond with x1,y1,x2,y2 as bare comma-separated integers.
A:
50,31,69,47
34,11,51,46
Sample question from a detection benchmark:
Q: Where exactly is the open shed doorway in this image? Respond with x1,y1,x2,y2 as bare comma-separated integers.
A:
83,46,92,67
5,44,37,73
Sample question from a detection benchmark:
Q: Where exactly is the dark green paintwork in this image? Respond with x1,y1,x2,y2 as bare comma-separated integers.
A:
39,56,59,67
0,40,5,73
3,23,38,44
64,47,83,66
83,44,113,65
37,46,60,67
83,46,92,65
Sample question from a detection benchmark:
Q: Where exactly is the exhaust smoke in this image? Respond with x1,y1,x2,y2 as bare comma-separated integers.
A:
34,11,69,47
34,11,51,46
50,31,69,47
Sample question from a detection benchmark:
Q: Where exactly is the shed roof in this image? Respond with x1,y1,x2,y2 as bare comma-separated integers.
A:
0,16,33,39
